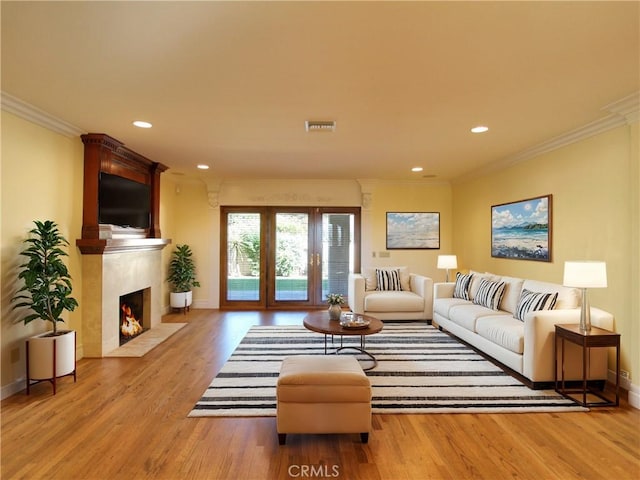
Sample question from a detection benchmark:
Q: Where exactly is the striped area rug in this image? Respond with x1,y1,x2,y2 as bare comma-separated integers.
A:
188,323,586,417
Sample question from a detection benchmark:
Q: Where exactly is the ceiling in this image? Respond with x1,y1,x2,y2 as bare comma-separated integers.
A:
2,1,639,182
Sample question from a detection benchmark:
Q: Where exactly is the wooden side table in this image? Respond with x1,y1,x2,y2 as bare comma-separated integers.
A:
555,324,620,407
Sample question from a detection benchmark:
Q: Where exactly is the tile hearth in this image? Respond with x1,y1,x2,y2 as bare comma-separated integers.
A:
105,323,187,357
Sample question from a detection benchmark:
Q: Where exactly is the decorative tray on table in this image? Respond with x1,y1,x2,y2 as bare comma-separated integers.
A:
340,315,370,329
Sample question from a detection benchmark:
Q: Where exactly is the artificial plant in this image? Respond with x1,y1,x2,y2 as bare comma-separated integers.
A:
12,220,79,335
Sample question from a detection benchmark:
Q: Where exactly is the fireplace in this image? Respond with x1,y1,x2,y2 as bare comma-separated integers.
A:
76,133,171,357
80,250,166,356
119,289,150,345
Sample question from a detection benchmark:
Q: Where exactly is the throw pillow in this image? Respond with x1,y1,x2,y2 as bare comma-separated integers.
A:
364,266,410,291
473,279,506,310
469,272,498,301
453,272,473,300
375,268,402,291
514,289,558,321
363,268,378,291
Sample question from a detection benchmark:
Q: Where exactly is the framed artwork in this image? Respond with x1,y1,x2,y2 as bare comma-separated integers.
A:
491,195,552,262
386,212,440,249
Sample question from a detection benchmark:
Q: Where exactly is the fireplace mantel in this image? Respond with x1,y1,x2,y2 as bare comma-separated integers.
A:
77,238,171,255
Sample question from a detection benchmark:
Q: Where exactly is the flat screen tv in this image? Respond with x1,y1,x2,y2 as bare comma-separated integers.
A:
98,172,150,229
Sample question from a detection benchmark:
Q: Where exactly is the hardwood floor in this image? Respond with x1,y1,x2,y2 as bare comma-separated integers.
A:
2,309,639,480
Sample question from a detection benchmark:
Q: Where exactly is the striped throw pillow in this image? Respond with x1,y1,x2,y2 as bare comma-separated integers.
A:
514,289,558,321
472,279,506,310
375,268,402,291
453,272,473,300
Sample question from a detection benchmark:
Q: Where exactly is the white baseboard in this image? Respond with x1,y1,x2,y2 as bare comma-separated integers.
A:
162,300,216,315
191,300,217,309
1,378,25,400
608,368,639,409
609,368,632,391
628,382,640,410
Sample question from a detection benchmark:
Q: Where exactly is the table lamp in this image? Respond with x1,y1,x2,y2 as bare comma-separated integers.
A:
437,255,458,283
562,261,607,332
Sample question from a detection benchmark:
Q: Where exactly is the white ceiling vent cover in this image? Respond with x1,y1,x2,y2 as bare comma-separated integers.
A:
305,120,336,132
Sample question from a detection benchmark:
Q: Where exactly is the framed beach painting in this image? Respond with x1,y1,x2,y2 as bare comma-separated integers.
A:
386,212,440,249
491,195,552,261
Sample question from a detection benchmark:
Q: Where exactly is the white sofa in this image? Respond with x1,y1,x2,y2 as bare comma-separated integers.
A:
433,271,614,387
348,267,433,321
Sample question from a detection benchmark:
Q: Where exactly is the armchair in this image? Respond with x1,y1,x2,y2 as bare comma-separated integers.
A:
348,267,433,321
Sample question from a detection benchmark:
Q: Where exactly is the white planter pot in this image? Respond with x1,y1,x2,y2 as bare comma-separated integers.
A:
26,329,76,394
170,291,193,309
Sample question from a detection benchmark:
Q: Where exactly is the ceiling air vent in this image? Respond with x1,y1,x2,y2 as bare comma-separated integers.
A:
305,120,336,132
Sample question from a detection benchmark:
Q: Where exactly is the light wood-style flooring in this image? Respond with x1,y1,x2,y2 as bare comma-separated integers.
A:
2,309,639,480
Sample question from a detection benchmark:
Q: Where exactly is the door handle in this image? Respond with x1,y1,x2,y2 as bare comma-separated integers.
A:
316,253,321,266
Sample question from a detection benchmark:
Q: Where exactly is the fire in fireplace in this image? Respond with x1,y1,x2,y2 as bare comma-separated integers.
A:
119,290,147,345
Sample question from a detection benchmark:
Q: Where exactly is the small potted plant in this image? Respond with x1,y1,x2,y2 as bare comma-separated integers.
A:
167,244,201,312
12,220,79,394
326,293,345,320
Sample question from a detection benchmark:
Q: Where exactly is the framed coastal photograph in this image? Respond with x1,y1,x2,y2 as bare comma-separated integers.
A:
386,212,440,249
491,195,552,262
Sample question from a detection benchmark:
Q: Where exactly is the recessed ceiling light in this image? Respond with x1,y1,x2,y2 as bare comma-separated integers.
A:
411,167,424,172
133,120,152,129
471,125,489,133
197,164,209,170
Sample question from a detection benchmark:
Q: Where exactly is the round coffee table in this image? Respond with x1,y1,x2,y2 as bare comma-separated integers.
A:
303,311,383,370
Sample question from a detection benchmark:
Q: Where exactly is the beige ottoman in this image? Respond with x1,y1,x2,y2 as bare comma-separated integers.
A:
276,355,372,445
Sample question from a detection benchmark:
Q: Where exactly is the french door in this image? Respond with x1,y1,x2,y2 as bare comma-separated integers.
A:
220,206,360,309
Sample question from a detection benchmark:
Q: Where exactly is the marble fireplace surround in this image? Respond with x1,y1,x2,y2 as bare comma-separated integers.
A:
81,246,167,357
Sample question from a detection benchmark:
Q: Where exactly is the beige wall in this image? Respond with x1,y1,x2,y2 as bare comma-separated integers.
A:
163,178,218,309
169,179,454,308
452,124,638,385
360,181,453,281
1,112,84,396
159,175,178,309
630,121,640,395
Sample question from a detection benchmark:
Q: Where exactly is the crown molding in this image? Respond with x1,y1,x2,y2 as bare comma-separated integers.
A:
503,114,627,165
454,91,640,184
603,91,640,124
1,91,85,138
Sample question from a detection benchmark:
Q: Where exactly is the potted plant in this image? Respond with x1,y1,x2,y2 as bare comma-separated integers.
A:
12,220,79,394
167,244,201,312
326,293,345,320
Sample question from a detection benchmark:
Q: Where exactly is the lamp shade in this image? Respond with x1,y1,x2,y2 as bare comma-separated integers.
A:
437,255,458,269
563,261,607,288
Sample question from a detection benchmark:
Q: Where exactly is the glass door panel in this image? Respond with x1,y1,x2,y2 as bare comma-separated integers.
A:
321,213,355,302
226,212,261,302
273,212,310,302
